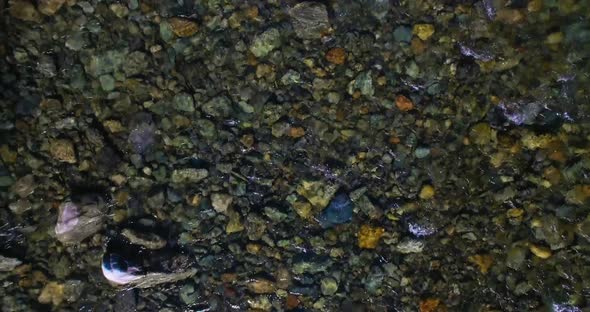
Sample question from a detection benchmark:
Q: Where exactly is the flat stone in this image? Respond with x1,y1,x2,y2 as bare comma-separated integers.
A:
171,168,208,184
289,2,330,40
396,239,424,254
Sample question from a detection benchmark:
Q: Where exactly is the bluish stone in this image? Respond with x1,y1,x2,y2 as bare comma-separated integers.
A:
318,193,354,228
393,26,412,43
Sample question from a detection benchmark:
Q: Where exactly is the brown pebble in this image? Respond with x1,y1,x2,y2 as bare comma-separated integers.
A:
38,0,65,16
285,294,300,310
169,17,199,37
395,95,414,112
243,6,259,19
325,47,346,65
288,127,305,138
50,139,76,163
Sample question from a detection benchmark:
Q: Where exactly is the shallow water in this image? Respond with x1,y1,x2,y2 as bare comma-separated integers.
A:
1,0,590,311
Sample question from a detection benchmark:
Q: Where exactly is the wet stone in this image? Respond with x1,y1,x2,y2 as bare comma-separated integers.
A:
38,0,65,16
394,26,412,43
169,17,199,37
9,0,42,22
12,174,35,198
0,255,22,271
49,139,76,164
211,193,233,214
55,194,106,244
317,192,354,228
247,279,276,294
99,75,115,91
289,2,330,40
173,93,195,113
171,168,208,184
250,28,281,58
121,229,166,250
320,277,338,296
506,246,527,270
396,239,424,254
202,96,232,117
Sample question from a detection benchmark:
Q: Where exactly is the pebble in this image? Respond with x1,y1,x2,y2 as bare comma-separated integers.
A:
288,127,305,138
292,201,313,219
211,193,233,214
318,192,354,228
173,93,195,113
469,123,492,146
203,96,231,117
419,185,435,200
38,0,65,16
0,255,22,271
38,282,65,306
396,239,424,254
170,168,208,184
168,17,199,37
121,229,166,250
0,145,17,164
348,71,374,97
395,95,414,112
358,225,385,249
296,180,338,209
325,47,346,65
419,298,442,312
9,0,42,22
414,147,430,159
394,26,413,43
506,246,527,270
320,277,338,296
12,174,35,198
49,139,77,164
99,75,115,91
226,210,244,234
413,24,435,41
55,195,106,244
289,2,330,40
285,294,300,309
247,279,276,294
468,254,493,274
250,28,281,58
109,3,128,18
248,296,272,311
529,244,552,259
9,199,32,214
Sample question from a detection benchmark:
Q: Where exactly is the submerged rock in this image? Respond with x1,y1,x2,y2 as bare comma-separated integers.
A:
348,71,374,97
317,192,354,228
497,99,545,126
250,28,281,58
0,255,22,271
55,194,106,244
128,113,156,155
289,2,330,40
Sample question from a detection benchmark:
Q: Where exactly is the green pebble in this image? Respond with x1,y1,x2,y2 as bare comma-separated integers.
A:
99,75,115,91
320,277,338,296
